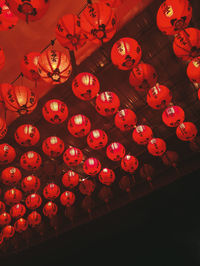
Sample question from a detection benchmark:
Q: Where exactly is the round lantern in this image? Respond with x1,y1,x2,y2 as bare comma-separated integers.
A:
60,191,75,207
0,46,5,70
72,72,100,101
121,155,139,173
43,201,58,218
21,175,40,192
15,124,40,147
63,147,83,166
20,52,41,82
95,91,120,116
42,136,64,158
2,225,14,238
1,166,22,185
173,28,200,61
10,203,26,219
114,109,137,131
4,188,22,205
42,99,68,124
162,105,185,127
0,117,7,139
79,179,95,196
37,49,72,84
20,151,42,171
80,2,117,44
187,57,200,84
111,37,142,70
0,212,11,226
14,218,28,233
99,0,122,8
0,0,18,31
43,183,60,200
129,63,158,91
25,193,42,210
156,0,192,36
176,122,198,141
83,157,101,176
28,211,41,227
62,170,79,188
68,114,91,137
87,129,108,150
98,168,115,186
106,142,125,161
146,84,172,110
147,138,167,156
132,125,153,145
0,143,16,164
0,201,5,213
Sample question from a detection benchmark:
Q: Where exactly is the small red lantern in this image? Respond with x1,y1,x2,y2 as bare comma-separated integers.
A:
62,170,79,188
187,57,200,84
79,179,95,196
95,91,120,116
111,37,142,70
129,63,158,91
0,212,11,226
10,203,26,219
20,52,41,81
60,191,75,207
114,109,137,131
0,117,7,139
106,142,125,161
162,105,185,127
2,225,15,238
99,0,122,8
42,136,64,158
1,167,22,185
42,99,68,124
0,46,5,70
43,183,60,200
146,84,172,110
37,49,72,84
83,157,101,176
0,0,18,31
68,114,91,137
98,168,115,186
147,138,167,156
43,201,58,218
80,2,117,44
72,72,100,101
87,129,108,150
132,125,153,145
121,155,139,173
0,201,5,213
20,151,42,171
28,211,41,227
176,122,198,141
25,193,42,210
63,147,83,166
15,124,40,147
4,188,22,205
14,218,28,233
21,175,40,192
0,143,16,164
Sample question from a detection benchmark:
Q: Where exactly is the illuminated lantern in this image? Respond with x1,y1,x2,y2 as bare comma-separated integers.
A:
0,143,16,164
0,47,5,70
0,0,18,31
173,28,200,61
156,0,192,35
20,151,42,171
0,201,5,213
80,2,117,44
14,218,28,233
1,167,22,185
20,52,41,82
42,136,64,158
72,72,100,101
121,155,139,173
28,211,41,227
106,142,125,161
60,191,75,207
68,114,91,137
43,183,60,200
98,168,115,186
83,157,101,176
43,201,58,218
62,170,79,188
162,105,185,127
95,91,120,116
42,99,68,124
132,125,153,145
0,212,11,226
21,175,40,192
25,193,42,209
10,203,26,219
0,117,7,139
176,122,198,141
114,109,137,131
99,0,122,8
15,124,40,147
111,37,142,70
147,138,167,156
187,57,200,83
129,63,158,91
63,147,83,166
79,179,95,196
37,49,72,84
2,225,14,238
146,84,172,110
87,129,108,150
4,188,22,205
161,150,179,167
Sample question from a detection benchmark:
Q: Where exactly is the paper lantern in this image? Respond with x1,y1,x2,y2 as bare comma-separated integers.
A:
14,218,28,233
176,122,198,141
43,201,58,218
15,124,40,147
62,170,79,188
10,203,26,219
161,150,179,167
43,183,60,200
4,188,22,205
28,211,41,227
0,46,5,70
114,109,137,131
1,167,22,185
20,52,41,81
98,168,115,186
2,225,15,238
106,142,125,161
42,99,68,124
147,138,167,156
132,125,153,145
162,105,185,127
0,212,11,226
87,129,108,150
72,72,100,101
99,0,122,8
68,114,91,137
187,57,200,83
95,91,120,116
0,117,7,139
0,0,18,31
42,136,64,158
121,155,139,173
25,193,42,210
63,147,83,166
60,191,75,207
83,157,101,176
111,37,142,70
79,179,95,196
0,201,5,213
21,175,40,192
20,151,42,171
0,143,16,164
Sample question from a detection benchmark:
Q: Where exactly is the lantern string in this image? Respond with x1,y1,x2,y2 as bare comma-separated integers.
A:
11,72,23,85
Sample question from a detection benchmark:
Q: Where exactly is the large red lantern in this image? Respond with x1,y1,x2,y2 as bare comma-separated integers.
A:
14,218,28,233
43,183,60,200
60,191,75,207
98,168,115,186
176,122,198,141
4,188,22,205
79,179,95,196
37,49,72,84
87,129,108,150
111,37,142,70
63,147,83,166
25,193,42,210
83,157,101,176
0,0,18,31
0,201,5,213
0,143,16,164
95,91,120,116
106,142,125,161
114,109,137,131
132,125,153,145
62,170,79,188
0,212,11,226
21,175,40,192
28,211,41,227
72,72,100,101
2,225,15,238
20,52,41,82
156,0,192,35
0,117,7,139
147,138,167,157
42,99,68,124
187,57,200,84
42,136,64,158
0,47,5,70
15,124,40,147
121,155,139,173
20,151,42,171
68,114,91,137
43,201,58,218
129,63,158,91
1,167,22,185
162,105,185,127
10,203,26,219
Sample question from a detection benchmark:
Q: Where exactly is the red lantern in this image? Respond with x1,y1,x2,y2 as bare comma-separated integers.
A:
146,84,172,110
198,89,200,101
187,57,200,84
0,0,18,31
80,2,117,44
25,193,42,209
43,201,58,218
20,151,42,171
161,150,179,167
111,37,142,70
1,167,22,185
79,179,95,196
15,124,40,147
20,52,41,82
42,136,64,158
132,125,153,145
95,91,120,116
176,122,198,141
0,201,5,213
140,163,154,182
0,212,11,226
114,109,137,131
173,28,200,61
0,143,16,164
28,211,41,227
4,188,22,205
72,72,100,101
83,157,101,176
2,225,14,238
121,155,139,173
147,138,167,156
87,129,108,150
63,147,83,166
37,49,72,84
68,114,91,137
43,183,60,200
21,175,40,192
156,0,192,35
0,117,7,139
99,0,122,8
14,218,28,233
106,142,125,161
0,46,5,70
62,170,79,188
10,203,26,219
42,99,68,124
98,168,115,186
98,186,112,203
162,105,185,127
129,63,158,91
60,191,75,207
